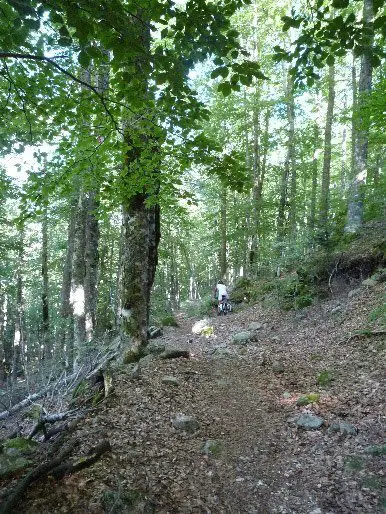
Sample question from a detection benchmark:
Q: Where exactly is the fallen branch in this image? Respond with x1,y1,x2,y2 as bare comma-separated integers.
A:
29,409,80,439
50,440,111,480
0,440,110,514
0,442,77,514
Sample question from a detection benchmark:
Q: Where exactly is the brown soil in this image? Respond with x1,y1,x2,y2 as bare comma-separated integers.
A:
1,282,385,513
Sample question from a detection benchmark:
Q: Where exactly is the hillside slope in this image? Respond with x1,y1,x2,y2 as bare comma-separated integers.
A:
1,276,385,513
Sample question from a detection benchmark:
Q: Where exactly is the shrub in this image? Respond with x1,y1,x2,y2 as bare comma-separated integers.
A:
317,369,334,386
160,314,179,327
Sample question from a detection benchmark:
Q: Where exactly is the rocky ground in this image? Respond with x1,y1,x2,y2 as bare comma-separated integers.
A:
1,278,385,513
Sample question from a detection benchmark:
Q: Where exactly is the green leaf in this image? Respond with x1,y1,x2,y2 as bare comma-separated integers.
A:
346,13,356,24
78,50,91,68
332,0,349,7
326,54,335,65
211,67,229,79
24,18,40,30
374,15,386,29
370,54,381,67
218,82,232,97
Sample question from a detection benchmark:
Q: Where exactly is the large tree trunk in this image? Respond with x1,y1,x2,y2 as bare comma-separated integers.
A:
345,0,374,233
318,64,335,244
120,195,160,354
118,14,161,357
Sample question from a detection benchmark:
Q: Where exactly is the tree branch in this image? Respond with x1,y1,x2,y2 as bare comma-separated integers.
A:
0,52,122,134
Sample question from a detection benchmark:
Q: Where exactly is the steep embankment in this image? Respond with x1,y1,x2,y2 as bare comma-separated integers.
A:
1,277,385,513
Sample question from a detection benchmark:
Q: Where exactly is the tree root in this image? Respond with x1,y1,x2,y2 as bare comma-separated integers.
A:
0,440,110,514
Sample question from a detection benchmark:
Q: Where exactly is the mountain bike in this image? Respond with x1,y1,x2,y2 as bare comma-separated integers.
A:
218,295,232,315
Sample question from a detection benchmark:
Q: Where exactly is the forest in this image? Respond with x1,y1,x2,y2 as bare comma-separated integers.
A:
0,0,385,511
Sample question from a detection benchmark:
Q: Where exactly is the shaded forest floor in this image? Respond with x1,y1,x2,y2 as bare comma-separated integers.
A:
2,279,385,513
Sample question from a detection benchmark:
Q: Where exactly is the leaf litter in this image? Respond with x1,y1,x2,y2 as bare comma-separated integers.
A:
1,282,385,513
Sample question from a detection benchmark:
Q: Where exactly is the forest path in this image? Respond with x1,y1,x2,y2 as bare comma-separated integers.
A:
22,283,385,513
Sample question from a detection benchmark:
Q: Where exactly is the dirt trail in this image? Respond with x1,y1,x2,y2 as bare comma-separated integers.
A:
7,283,386,513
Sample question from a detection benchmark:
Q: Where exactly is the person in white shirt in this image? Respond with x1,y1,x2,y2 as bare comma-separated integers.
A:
215,280,228,302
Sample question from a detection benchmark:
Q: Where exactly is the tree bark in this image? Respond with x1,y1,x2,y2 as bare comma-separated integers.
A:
249,99,260,269
277,72,295,249
318,64,335,244
345,0,374,233
0,291,6,382
84,190,99,341
250,106,270,272
70,193,86,369
58,197,77,366
12,229,25,381
309,124,319,239
219,184,227,279
41,199,50,360
286,77,296,239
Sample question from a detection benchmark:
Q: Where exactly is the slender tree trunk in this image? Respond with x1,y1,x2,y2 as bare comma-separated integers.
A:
249,100,260,269
351,56,358,172
84,190,99,341
12,229,25,381
318,64,335,244
41,199,49,360
169,239,179,311
277,73,295,249
70,193,86,369
309,124,319,239
346,0,374,233
219,184,227,279
340,93,348,193
58,197,77,365
0,292,6,382
287,77,296,239
250,107,270,271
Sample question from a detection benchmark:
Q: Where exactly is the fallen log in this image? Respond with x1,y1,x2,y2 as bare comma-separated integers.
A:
29,409,80,439
0,440,110,514
50,440,111,479
0,441,76,514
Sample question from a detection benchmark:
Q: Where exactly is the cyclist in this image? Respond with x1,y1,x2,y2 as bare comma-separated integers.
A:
214,279,229,312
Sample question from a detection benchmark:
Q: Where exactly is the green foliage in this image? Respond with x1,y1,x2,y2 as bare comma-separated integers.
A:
317,369,334,387
368,303,386,324
274,2,385,86
102,487,145,513
345,455,364,472
277,273,313,311
4,438,38,453
296,393,320,406
365,444,386,457
160,314,179,327
182,297,214,318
